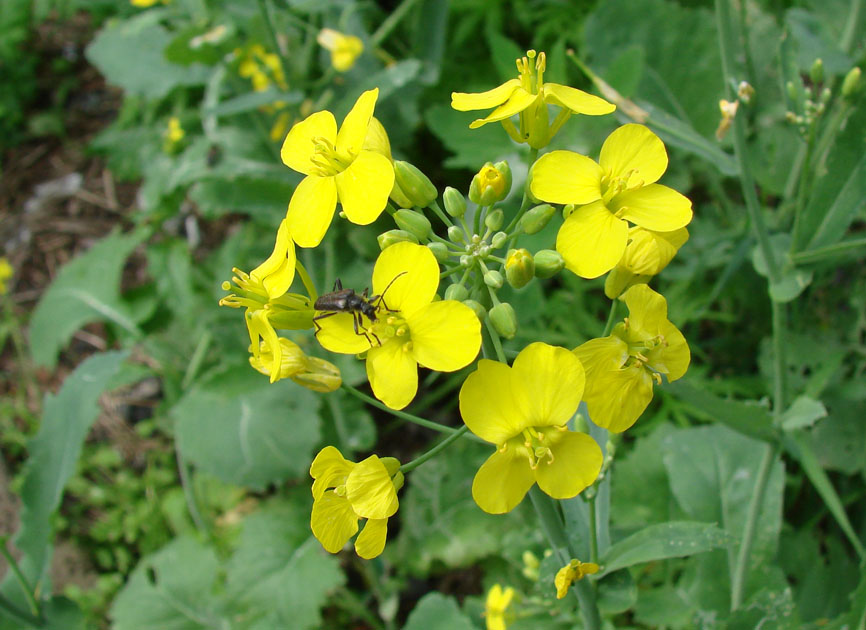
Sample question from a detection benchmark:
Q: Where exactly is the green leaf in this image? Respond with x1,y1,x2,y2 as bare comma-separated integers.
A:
665,381,776,442
804,150,866,251
189,176,292,221
726,587,800,630
173,365,321,490
29,230,146,368
204,88,303,117
402,593,475,630
424,103,517,169
485,29,523,83
751,233,813,302
634,586,695,629
597,570,637,615
781,395,827,431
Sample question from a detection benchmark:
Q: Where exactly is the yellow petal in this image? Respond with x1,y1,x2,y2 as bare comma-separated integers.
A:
371,242,438,315
250,219,296,299
311,491,358,553
653,320,690,382
354,518,388,559
511,342,584,427
459,360,529,445
623,284,668,336
287,175,338,248
336,88,378,158
248,310,282,383
345,455,399,519
451,79,521,111
364,116,392,161
599,123,667,187
472,446,536,514
281,110,337,175
574,336,628,389
610,184,693,232
315,311,373,354
534,430,602,499
310,446,353,500
543,83,616,115
556,200,628,278
621,226,689,275
406,301,481,372
366,337,418,410
581,360,654,433
335,150,394,225
530,150,603,205
468,88,538,128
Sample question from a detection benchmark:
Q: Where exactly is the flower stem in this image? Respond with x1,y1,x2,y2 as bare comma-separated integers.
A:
400,426,470,473
503,147,540,235
588,496,599,565
484,317,508,364
601,299,619,337
370,0,424,48
0,537,41,621
427,200,454,228
296,261,318,303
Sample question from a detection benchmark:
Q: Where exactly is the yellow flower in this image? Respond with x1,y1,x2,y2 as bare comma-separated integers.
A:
575,284,690,433
238,44,287,92
249,337,341,392
459,342,603,514
317,28,363,72
280,88,395,247
130,0,166,6
315,242,481,410
530,123,693,279
310,446,402,559
554,559,599,599
451,50,615,148
164,116,184,146
484,584,515,630
0,258,12,295
604,226,689,298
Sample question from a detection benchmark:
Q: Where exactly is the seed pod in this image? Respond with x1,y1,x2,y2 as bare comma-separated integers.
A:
394,209,432,240
443,186,467,218
483,269,503,289
519,204,556,234
842,67,861,99
505,248,535,289
377,229,418,250
462,299,487,320
394,161,438,207
489,302,517,339
427,242,449,263
444,284,469,301
534,249,564,278
485,208,504,231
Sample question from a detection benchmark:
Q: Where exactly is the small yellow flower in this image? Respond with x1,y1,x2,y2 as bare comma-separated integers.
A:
451,50,615,148
317,28,363,72
249,337,341,392
130,0,167,6
164,117,184,150
280,88,395,247
460,342,603,514
604,226,689,298
0,258,13,295
530,123,693,279
238,44,287,92
484,584,515,630
554,559,599,599
310,446,402,559
575,284,690,433
315,242,481,410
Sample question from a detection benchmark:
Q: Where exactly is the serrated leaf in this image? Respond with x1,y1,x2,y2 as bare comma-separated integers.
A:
29,230,146,368
402,593,475,630
781,395,827,431
599,522,733,576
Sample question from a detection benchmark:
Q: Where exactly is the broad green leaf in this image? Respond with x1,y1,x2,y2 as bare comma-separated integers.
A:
173,365,321,490
412,0,448,83
402,593,475,630
29,230,146,368
597,570,637,615
189,177,292,221
599,522,733,576
726,587,800,630
0,596,86,630
781,395,827,431
634,586,695,629
785,9,851,73
485,29,523,82
751,233,813,302
808,395,866,474
203,88,303,117
804,150,866,251
665,381,776,442
425,103,518,169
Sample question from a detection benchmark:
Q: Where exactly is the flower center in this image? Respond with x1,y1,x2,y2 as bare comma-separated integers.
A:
309,136,354,177
516,49,545,94
368,310,413,352
502,426,564,470
601,168,643,207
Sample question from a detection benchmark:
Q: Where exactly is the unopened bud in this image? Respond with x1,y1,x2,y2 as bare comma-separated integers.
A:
469,162,512,205
491,231,507,249
484,208,504,231
489,302,517,339
390,179,414,208
443,186,466,217
809,58,824,85
519,203,556,234
534,249,565,278
573,413,590,434
393,209,432,240
505,248,535,289
394,161,437,207
842,67,861,99
462,299,487,320
483,269,503,289
427,242,449,263
444,284,469,301
378,229,418,250
737,81,755,104
447,225,465,243
786,80,800,103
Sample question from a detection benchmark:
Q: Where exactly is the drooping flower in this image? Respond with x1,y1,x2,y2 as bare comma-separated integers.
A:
554,559,599,599
484,584,515,630
604,226,689,298
249,337,341,392
317,28,364,72
315,242,481,410
575,284,690,433
451,50,615,148
459,342,603,514
280,88,395,247
310,446,402,559
530,123,693,279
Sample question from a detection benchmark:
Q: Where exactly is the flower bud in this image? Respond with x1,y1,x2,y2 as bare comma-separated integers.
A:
737,81,755,104
443,186,466,218
250,338,341,392
573,413,590,434
505,248,535,289
444,284,469,301
842,66,861,99
378,229,418,250
786,80,800,103
469,162,511,205
447,225,465,243
427,242,449,263
393,209,432,240
389,179,414,208
491,231,507,249
483,269,503,289
519,203,556,234
290,356,342,392
462,299,487,320
809,58,824,85
489,302,517,339
484,208,504,231
534,249,564,278
394,161,438,207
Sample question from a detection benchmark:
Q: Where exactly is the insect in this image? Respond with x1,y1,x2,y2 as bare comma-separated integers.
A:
313,272,407,345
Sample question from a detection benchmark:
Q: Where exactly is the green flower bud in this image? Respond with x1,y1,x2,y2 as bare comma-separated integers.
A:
485,208,504,231
489,302,517,339
534,249,565,278
394,161,437,207
491,231,507,249
427,242,449,263
390,179,414,208
483,269,503,289
810,58,824,85
447,225,465,243
505,248,535,289
573,414,590,434
377,229,418,250
393,209,432,240
469,162,511,205
842,66,861,99
786,80,800,103
444,284,469,301
462,299,487,320
443,186,466,218
519,203,556,234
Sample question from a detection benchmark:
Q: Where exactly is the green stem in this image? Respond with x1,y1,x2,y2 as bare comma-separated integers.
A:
771,301,788,423
0,537,41,620
175,445,209,537
400,426,469,473
370,0,424,48
296,261,319,303
790,121,817,247
0,593,40,628
427,200,454,228
484,316,507,364
256,0,292,88
439,266,464,279
588,496,599,565
181,331,212,390
328,395,352,455
601,300,619,337
841,0,863,53
503,147,540,234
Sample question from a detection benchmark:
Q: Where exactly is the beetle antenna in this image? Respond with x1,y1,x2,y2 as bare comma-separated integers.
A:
373,271,408,311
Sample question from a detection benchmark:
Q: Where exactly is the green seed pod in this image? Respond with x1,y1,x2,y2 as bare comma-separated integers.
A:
394,161,437,207
427,242,449,264
462,299,487,320
444,284,469,301
483,269,503,289
443,186,466,218
377,229,418,250
489,302,517,339
534,249,565,278
491,231,507,249
505,248,535,289
447,225,465,243
485,208,504,231
842,66,861,99
519,203,556,235
393,209,432,240
809,58,824,85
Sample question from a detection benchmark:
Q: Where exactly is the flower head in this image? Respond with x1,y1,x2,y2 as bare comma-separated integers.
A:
484,584,515,630
604,226,689,298
451,50,615,148
310,446,402,559
530,124,693,278
460,342,603,514
575,284,690,433
281,89,395,247
0,258,12,295
316,242,481,410
317,28,363,72
238,44,287,92
554,559,599,599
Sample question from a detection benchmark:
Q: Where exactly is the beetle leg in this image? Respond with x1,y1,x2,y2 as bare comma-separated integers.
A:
312,311,337,335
